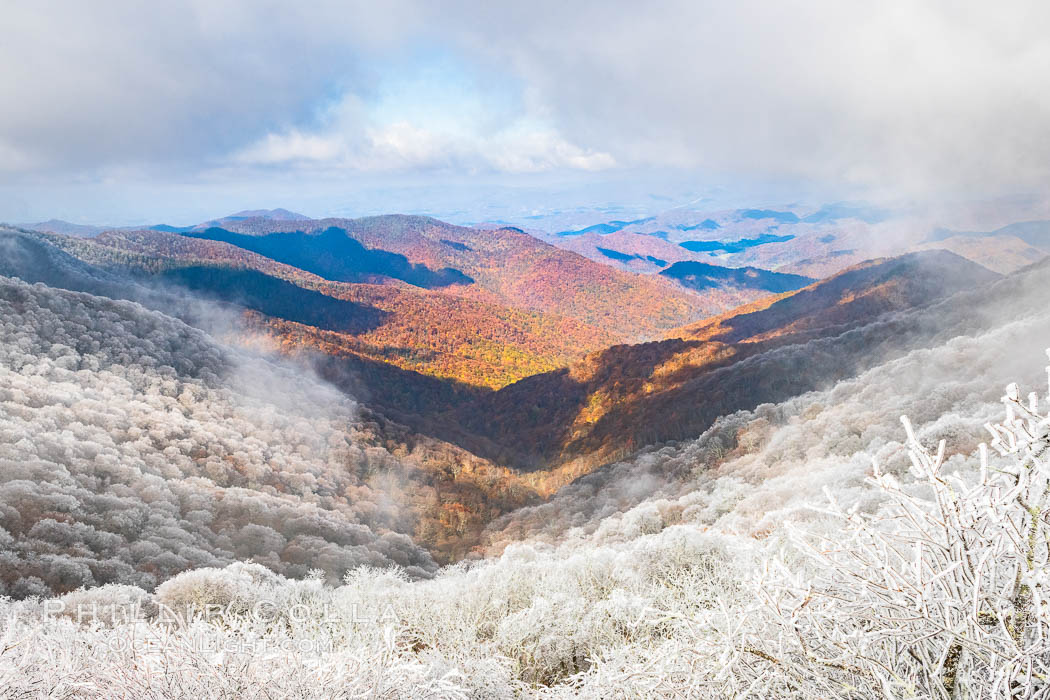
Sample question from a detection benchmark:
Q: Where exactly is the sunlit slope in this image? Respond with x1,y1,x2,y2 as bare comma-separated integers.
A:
439,251,1003,480
39,228,618,389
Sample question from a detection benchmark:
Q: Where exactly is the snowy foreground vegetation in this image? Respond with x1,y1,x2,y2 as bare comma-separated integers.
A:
4,330,1050,696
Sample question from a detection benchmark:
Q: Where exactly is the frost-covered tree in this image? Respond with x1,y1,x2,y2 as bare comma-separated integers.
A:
708,352,1050,697
0,276,448,594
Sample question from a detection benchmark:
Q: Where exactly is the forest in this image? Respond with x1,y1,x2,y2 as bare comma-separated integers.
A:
3,267,1049,696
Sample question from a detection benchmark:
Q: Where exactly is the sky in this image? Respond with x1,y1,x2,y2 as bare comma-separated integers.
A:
2,1,1050,226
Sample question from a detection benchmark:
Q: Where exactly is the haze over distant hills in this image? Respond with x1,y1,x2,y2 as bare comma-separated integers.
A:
19,208,312,238
519,203,1050,280
519,204,894,278
18,219,109,238
914,220,1050,274
26,202,1050,283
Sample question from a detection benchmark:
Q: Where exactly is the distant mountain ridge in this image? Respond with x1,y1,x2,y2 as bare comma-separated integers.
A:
659,260,813,294
916,221,1050,274
194,208,312,229
928,219,1050,247
18,219,108,238
15,208,312,239
186,226,475,289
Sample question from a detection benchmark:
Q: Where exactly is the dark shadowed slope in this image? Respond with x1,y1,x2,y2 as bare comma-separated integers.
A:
156,266,390,334
186,226,474,288
678,233,795,254
596,247,667,267
660,260,812,294
0,227,131,295
671,250,1000,344
0,226,393,339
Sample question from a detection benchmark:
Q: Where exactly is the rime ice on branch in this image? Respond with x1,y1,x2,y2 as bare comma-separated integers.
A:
731,349,1050,698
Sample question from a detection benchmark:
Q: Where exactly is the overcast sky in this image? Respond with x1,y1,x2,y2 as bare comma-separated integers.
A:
3,1,1049,225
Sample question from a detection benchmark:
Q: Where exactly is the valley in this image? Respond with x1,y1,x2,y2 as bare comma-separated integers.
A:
2,208,1042,571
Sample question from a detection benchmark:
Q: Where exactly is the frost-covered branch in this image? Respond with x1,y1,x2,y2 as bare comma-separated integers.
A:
726,350,1050,698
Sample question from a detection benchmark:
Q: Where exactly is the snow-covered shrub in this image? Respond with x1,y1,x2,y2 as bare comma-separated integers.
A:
702,352,1050,697
154,562,278,618
53,583,158,625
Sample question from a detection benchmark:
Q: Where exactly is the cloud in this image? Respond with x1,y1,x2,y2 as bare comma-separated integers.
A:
0,1,612,181
0,1,417,176
232,73,616,175
236,117,616,174
433,0,1050,197
3,1,1050,203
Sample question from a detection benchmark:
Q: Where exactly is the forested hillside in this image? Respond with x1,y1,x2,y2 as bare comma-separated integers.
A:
191,215,706,339
0,275,555,595
2,223,1025,499
38,227,619,389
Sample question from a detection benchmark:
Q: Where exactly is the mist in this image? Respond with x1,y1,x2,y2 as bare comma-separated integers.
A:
0,271,450,597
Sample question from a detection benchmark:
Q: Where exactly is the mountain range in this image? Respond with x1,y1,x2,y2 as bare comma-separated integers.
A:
1,207,1036,568
525,205,1050,282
